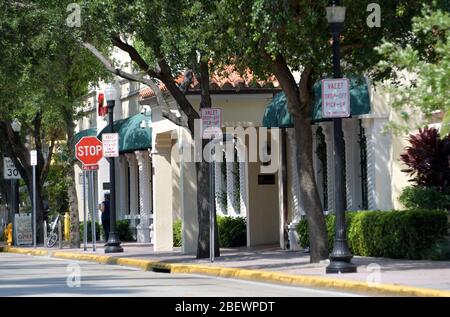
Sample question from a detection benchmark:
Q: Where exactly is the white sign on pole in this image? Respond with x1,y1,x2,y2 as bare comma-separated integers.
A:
321,78,351,118
3,157,21,179
201,108,222,139
102,133,119,157
30,150,37,166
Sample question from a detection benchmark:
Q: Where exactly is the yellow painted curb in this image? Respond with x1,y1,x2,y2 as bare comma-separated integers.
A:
1,246,49,257
168,264,450,297
2,247,450,297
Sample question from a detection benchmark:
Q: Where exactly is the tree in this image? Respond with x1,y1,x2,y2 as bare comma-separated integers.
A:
0,1,107,245
72,0,221,258
212,0,444,262
376,6,450,135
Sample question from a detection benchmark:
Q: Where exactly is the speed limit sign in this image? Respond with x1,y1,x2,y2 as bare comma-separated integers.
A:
3,157,21,179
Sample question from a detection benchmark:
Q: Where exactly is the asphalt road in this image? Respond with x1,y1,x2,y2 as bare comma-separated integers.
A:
0,253,364,297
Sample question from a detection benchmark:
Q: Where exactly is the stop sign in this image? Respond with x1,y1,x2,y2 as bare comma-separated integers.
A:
75,136,103,166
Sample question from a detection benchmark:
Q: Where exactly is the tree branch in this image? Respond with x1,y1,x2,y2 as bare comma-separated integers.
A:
111,36,159,78
270,54,302,117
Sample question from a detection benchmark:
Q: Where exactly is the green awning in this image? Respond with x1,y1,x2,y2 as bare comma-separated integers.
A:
97,112,152,153
71,128,97,148
262,92,294,128
262,77,371,127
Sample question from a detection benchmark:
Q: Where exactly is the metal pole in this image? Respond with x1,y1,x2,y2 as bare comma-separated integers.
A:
210,160,214,263
209,139,218,263
58,216,62,249
326,4,356,273
83,170,87,251
89,171,96,252
44,220,47,247
105,99,123,253
33,165,36,248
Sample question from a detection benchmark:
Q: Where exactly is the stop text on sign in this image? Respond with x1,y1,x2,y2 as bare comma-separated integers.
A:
321,78,351,118
77,145,103,157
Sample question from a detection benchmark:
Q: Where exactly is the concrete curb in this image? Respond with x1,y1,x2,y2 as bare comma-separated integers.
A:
2,246,450,297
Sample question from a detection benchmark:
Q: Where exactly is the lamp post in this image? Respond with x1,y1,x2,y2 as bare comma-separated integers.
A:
325,0,356,274
11,119,21,221
104,83,123,253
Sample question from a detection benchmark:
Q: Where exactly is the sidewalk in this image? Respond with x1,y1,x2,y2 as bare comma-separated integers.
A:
2,243,450,296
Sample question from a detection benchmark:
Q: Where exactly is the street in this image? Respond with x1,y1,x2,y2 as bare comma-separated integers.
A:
0,253,363,297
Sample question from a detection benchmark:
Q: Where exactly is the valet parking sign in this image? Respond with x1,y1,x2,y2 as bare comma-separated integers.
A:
322,78,351,118
201,108,222,139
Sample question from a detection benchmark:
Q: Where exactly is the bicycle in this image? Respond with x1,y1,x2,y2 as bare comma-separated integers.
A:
46,214,60,248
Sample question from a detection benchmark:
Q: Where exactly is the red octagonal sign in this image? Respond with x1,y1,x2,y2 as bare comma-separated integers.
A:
76,136,103,166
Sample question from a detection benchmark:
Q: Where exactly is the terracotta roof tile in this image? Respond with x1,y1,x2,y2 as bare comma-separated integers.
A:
139,65,279,99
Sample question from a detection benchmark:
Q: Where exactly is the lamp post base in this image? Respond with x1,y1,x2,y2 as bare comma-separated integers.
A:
104,231,123,253
326,260,357,274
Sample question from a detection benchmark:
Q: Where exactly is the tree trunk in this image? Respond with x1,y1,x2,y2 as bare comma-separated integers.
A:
293,116,328,262
196,143,220,259
67,120,80,248
271,57,328,263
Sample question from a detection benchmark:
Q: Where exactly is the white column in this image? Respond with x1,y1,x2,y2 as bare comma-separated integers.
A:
214,160,226,216
225,143,239,217
362,118,393,210
320,122,335,214
117,156,129,219
342,119,359,211
286,129,303,250
125,153,139,235
361,119,376,210
236,141,248,218
135,150,151,243
152,133,174,251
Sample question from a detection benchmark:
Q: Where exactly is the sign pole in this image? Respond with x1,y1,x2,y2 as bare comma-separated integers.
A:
210,156,215,263
89,170,96,252
32,164,36,248
83,169,87,251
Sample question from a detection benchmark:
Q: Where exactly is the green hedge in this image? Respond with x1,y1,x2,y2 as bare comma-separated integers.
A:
399,186,450,210
173,219,182,247
172,215,247,248
79,220,135,242
217,216,247,248
79,221,103,242
297,209,449,260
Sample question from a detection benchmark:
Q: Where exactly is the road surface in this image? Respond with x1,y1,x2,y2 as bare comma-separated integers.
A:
0,253,365,297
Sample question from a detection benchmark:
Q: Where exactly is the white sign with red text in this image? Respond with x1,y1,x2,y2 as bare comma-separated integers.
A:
102,133,119,157
201,108,222,139
321,78,351,118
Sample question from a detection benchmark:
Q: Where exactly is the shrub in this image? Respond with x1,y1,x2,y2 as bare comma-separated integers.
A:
400,126,450,190
217,216,247,248
297,212,355,252
399,186,450,210
297,209,448,260
172,216,247,248
79,221,103,242
173,219,182,247
116,220,135,242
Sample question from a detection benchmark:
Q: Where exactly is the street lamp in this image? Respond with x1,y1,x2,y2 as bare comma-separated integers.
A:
325,0,356,274
104,82,123,253
10,119,21,221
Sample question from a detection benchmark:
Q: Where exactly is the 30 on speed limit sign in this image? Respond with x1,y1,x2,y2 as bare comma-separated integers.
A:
3,157,21,179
